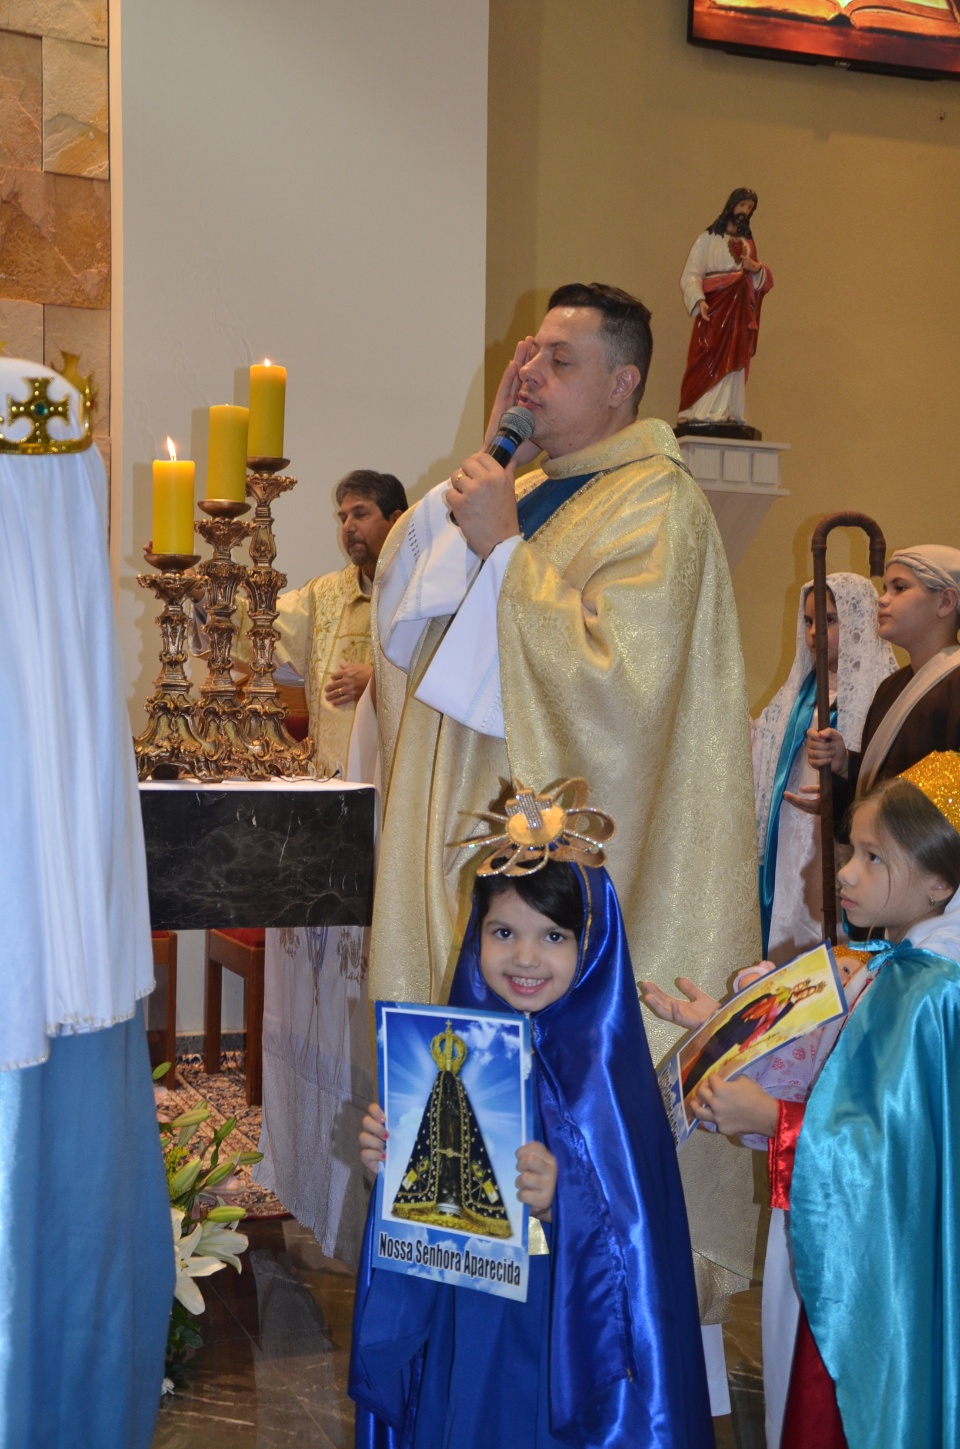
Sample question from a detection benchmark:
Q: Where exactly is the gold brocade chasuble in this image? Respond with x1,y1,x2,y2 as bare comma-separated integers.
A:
371,418,761,1316
269,565,372,775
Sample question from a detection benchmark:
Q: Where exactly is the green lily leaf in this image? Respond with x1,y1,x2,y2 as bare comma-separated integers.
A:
234,1151,264,1166
213,1116,238,1145
152,1061,173,1082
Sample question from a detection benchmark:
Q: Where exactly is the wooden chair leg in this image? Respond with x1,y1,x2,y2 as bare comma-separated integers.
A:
204,931,223,1076
244,951,264,1105
165,933,178,1089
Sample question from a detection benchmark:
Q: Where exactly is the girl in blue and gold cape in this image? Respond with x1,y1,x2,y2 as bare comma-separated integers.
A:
349,787,712,1449
651,753,960,1449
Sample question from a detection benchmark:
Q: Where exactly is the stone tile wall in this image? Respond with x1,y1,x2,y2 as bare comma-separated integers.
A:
0,0,110,468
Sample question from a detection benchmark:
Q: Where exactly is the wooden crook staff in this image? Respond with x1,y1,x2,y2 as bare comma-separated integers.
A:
810,513,886,943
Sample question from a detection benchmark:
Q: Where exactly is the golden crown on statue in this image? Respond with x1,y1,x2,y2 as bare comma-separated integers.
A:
0,372,95,454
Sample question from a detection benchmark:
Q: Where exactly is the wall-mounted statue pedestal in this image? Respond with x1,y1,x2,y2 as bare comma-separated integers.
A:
678,435,789,571
139,779,375,931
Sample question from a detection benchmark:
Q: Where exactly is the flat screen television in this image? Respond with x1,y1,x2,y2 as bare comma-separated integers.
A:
689,0,960,79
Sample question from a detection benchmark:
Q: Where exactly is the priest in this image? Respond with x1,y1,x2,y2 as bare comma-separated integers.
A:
370,283,762,1367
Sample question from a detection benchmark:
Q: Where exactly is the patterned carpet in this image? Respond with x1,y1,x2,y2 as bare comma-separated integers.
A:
155,1052,288,1219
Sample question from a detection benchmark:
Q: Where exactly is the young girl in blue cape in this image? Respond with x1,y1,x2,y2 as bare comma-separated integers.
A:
646,751,960,1449
350,796,712,1449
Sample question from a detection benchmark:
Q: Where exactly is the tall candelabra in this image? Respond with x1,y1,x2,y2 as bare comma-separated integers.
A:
133,548,217,780
239,456,315,776
192,498,267,779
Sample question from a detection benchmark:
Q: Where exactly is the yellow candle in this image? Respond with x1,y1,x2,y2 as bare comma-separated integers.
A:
248,360,286,458
206,404,249,501
152,439,195,555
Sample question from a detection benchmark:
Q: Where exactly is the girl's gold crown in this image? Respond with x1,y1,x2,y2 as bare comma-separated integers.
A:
899,751,960,836
453,777,615,877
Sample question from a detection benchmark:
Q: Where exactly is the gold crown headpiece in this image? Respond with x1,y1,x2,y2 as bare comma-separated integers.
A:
453,778,615,877
0,370,95,454
898,751,960,837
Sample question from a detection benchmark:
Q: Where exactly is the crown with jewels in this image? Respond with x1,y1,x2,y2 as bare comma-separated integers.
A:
0,365,95,454
452,777,616,877
898,751,960,837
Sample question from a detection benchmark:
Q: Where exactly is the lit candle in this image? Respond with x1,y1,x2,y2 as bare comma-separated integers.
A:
206,404,249,501
152,438,195,555
248,359,286,458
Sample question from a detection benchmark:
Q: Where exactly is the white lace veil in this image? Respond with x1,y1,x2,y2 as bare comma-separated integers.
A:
752,573,898,858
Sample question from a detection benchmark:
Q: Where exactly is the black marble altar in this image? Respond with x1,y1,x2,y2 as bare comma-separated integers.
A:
140,784,375,930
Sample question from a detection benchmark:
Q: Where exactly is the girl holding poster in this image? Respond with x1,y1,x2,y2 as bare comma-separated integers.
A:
350,783,711,1449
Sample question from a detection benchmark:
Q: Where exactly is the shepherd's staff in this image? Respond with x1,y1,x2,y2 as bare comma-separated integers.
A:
811,513,886,943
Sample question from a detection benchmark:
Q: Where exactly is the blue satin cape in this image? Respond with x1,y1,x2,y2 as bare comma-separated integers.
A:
349,865,712,1448
790,945,960,1448
0,1006,174,1447
759,671,835,957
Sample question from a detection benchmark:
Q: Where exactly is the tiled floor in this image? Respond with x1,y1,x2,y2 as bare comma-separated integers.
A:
153,1219,766,1448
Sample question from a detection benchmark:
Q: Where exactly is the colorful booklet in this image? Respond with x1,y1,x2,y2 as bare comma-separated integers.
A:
372,1001,533,1302
658,942,847,1146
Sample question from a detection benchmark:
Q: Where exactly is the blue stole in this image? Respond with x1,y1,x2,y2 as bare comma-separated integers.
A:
759,670,836,956
516,473,596,539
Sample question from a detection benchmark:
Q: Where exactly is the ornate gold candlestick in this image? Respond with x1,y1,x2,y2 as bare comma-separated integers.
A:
134,548,217,780
193,499,265,779
239,456,315,777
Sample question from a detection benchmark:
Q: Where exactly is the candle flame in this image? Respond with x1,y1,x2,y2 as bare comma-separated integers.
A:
166,436,177,462
263,358,272,367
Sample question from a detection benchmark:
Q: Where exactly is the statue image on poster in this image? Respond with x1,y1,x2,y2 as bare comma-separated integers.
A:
677,186,773,440
373,1001,533,1302
391,1019,511,1238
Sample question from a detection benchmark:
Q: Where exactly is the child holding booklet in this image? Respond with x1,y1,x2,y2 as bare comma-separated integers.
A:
645,752,960,1449
350,785,711,1449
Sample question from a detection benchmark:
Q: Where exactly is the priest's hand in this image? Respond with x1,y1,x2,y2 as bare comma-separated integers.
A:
359,1102,387,1170
444,452,521,560
516,1140,557,1222
484,335,541,469
690,1073,777,1139
326,663,373,706
805,725,848,776
641,976,718,1031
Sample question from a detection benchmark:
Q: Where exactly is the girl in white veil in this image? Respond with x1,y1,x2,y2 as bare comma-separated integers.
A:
752,572,897,964
748,571,894,1449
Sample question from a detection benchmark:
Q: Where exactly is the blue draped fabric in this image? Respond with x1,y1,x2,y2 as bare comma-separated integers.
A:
0,1008,174,1448
759,671,835,957
790,945,960,1448
516,473,595,540
350,866,712,1448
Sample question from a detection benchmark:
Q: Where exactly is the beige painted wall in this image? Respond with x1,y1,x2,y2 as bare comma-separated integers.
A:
117,0,489,714
116,0,489,1029
486,0,960,710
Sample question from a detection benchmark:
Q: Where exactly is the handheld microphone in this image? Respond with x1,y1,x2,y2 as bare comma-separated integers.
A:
486,406,535,465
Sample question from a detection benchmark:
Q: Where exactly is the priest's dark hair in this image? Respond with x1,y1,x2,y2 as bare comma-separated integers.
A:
473,858,585,940
548,282,653,405
707,188,758,239
335,469,408,520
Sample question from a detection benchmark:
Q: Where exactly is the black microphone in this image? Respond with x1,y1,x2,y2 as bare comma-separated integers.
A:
486,405,535,465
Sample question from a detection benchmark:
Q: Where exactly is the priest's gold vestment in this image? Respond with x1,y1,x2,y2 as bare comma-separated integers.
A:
371,418,761,1314
267,564,371,774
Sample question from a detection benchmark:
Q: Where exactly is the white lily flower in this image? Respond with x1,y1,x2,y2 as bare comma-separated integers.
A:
196,1219,249,1274
171,1208,231,1316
